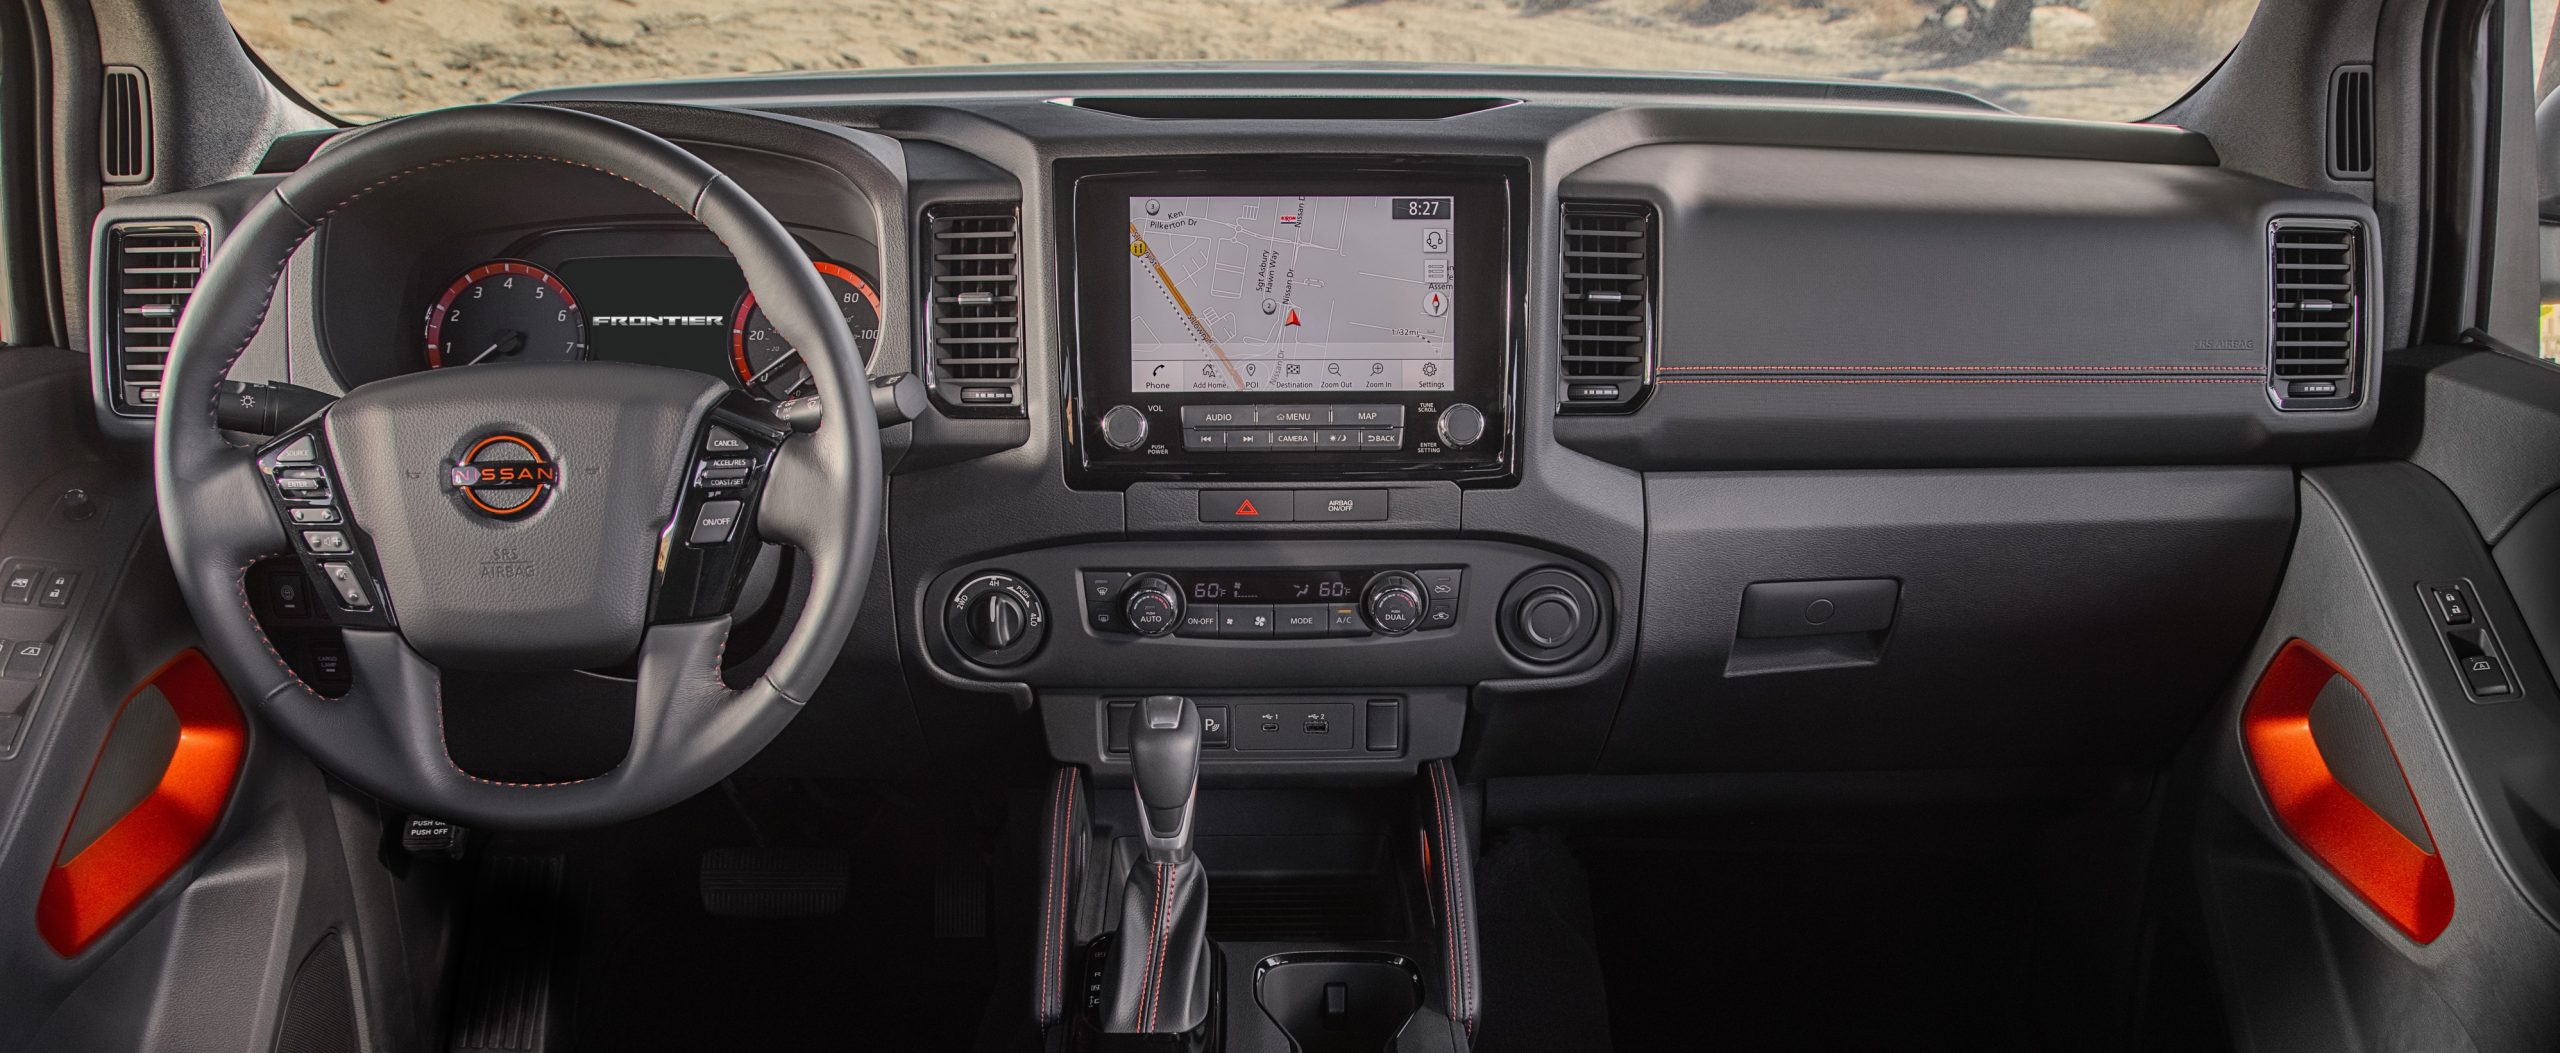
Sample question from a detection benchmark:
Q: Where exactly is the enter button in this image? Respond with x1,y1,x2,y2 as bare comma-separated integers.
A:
1294,490,1388,522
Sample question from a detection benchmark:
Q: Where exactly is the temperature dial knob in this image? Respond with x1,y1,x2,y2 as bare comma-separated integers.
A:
1363,572,1426,636
1121,574,1184,637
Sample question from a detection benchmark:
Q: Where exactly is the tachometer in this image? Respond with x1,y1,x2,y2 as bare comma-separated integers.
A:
423,261,585,368
729,261,880,400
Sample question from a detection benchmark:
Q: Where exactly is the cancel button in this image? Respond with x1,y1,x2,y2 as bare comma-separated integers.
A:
1294,490,1389,522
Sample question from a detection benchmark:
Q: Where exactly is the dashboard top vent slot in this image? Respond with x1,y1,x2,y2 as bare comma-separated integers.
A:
102,66,152,184
102,221,207,418
1051,96,1518,121
2327,65,2374,181
1559,201,1654,413
924,204,1024,415
2267,217,2363,411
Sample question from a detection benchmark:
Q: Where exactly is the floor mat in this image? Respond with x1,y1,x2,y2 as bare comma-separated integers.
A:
462,779,1001,1053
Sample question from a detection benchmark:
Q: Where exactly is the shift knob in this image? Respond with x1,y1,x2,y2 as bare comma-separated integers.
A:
1130,694,1201,863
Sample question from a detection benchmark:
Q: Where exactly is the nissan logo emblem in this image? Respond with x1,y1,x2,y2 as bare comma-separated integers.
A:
448,433,555,518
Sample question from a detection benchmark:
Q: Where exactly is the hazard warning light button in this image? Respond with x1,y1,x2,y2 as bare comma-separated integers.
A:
1199,490,1297,523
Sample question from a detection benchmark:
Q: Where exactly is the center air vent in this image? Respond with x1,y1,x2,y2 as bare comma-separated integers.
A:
1559,202,1655,412
101,221,207,417
2267,218,2363,411
923,204,1024,415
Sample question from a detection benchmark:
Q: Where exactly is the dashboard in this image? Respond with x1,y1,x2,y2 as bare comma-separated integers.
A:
93,69,2382,785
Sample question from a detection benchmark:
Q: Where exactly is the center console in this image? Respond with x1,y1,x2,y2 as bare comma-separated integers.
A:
1060,159,1521,486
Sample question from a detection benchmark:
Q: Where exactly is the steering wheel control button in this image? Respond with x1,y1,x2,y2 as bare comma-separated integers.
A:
946,572,1046,667
299,531,351,555
274,469,329,496
275,435,317,464
1099,404,1151,451
689,500,744,545
1293,490,1389,522
1363,572,1426,635
1200,490,1295,523
316,562,373,611
1121,575,1184,637
448,433,556,518
703,426,751,454
1436,403,1488,448
288,506,341,525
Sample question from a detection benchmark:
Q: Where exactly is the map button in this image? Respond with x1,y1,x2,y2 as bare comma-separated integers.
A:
1333,405,1405,427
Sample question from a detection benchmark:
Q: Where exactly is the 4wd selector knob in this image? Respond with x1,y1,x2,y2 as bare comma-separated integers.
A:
1363,572,1426,635
1121,574,1184,637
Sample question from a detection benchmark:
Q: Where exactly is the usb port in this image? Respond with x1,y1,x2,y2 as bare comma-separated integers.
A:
1303,721,1329,735
1260,721,1281,733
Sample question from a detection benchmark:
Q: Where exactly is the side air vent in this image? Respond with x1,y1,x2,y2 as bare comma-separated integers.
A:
2267,218,2363,411
923,204,1024,415
101,66,152,184
1558,202,1655,412
102,221,207,417
2327,65,2374,180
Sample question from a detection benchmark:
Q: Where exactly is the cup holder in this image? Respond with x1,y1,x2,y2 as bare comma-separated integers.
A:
1253,952,1423,1053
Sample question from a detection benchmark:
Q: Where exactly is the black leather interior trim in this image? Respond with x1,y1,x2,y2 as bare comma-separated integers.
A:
1034,765,1090,1029
1423,759,1481,1039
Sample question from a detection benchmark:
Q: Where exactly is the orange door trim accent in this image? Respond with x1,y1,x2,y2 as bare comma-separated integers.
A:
2240,639,2454,943
35,649,248,956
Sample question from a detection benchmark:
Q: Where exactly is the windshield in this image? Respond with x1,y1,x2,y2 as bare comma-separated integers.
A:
224,0,2258,123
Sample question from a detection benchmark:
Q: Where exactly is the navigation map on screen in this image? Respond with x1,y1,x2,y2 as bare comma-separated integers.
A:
1127,194,1455,393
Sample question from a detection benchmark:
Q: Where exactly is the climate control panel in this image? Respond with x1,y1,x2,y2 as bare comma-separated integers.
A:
1081,567,1464,641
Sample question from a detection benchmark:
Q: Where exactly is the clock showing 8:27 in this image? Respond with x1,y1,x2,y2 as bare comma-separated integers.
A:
1390,197,1451,220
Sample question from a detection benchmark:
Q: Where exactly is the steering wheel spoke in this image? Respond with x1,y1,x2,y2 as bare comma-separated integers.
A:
649,407,789,623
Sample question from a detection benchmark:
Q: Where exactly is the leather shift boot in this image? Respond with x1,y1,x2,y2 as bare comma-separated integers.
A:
1100,855,1211,1034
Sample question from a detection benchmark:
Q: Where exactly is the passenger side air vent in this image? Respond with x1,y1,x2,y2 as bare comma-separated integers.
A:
101,221,207,417
2327,64,2374,181
101,66,152,184
2267,218,2363,411
923,204,1024,415
1558,202,1654,412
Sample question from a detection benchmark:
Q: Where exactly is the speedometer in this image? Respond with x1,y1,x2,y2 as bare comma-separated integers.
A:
728,261,880,400
423,261,586,368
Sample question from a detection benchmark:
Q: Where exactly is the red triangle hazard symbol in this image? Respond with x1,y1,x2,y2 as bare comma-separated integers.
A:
1235,499,1260,517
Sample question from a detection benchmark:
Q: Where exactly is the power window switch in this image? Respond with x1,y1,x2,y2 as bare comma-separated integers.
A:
2461,654,2514,698
1,565,39,605
2430,585,2475,625
0,678,34,715
4,639,48,681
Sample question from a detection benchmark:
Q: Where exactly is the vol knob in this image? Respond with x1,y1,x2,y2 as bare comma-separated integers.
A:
1100,404,1151,451
1121,574,1184,637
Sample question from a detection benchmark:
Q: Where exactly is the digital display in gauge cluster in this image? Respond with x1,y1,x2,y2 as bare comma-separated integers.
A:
422,255,879,401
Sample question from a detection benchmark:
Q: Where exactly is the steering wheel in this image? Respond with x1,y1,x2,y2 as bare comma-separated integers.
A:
153,105,880,830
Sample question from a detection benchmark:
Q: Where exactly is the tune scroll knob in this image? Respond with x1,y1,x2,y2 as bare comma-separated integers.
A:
1436,403,1487,448
1100,404,1151,451
1121,574,1184,637
1363,572,1426,635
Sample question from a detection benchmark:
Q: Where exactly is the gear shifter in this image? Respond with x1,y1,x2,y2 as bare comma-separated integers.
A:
1131,694,1201,863
1102,695,1215,1034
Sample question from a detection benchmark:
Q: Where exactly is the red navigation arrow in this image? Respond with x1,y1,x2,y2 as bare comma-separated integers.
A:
1283,308,1301,327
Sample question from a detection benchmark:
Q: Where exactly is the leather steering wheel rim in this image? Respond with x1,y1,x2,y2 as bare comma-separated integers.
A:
153,104,880,830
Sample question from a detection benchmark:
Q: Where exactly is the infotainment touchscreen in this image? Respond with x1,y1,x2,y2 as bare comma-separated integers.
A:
1126,195,1456,394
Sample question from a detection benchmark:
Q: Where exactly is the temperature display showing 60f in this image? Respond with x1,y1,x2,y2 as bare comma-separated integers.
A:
1174,570,1361,602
